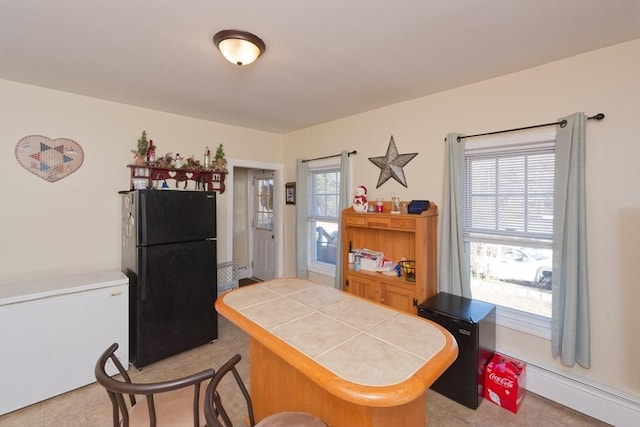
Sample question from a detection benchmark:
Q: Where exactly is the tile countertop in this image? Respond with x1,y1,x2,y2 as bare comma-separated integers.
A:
220,278,449,387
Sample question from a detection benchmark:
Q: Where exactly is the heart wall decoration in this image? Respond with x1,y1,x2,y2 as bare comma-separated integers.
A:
15,135,85,182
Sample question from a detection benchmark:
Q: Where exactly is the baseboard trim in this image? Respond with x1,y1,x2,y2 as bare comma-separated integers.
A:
526,364,640,426
237,265,250,280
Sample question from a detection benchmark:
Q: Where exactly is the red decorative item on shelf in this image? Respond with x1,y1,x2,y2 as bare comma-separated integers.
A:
375,198,384,213
146,140,155,164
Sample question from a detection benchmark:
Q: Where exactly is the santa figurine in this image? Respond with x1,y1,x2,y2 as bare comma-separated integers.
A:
352,185,369,212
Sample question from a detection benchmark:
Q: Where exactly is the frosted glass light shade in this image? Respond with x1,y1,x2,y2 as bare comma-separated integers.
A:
213,30,266,66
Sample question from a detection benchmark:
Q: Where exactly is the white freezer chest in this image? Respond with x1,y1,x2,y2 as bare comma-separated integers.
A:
0,270,129,415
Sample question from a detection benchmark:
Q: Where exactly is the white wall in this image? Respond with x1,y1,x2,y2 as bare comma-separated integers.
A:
232,168,250,271
0,80,282,284
282,40,640,400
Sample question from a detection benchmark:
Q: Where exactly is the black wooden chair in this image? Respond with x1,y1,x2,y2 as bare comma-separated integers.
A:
203,354,326,427
95,343,215,427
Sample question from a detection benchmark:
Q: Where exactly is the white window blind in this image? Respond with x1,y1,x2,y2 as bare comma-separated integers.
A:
309,169,340,221
463,145,555,245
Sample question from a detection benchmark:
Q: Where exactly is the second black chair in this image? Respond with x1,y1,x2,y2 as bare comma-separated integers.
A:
204,354,326,427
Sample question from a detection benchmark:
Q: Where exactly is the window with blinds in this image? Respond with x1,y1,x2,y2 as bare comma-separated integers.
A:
463,139,555,321
307,160,341,274
463,145,555,247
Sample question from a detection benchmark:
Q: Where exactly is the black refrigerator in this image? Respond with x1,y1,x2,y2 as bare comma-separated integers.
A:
418,293,495,409
121,190,218,368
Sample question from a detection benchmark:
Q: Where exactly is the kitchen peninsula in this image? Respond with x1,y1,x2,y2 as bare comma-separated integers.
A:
215,278,458,427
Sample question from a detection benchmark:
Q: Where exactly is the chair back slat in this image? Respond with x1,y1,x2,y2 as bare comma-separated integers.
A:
145,394,157,427
193,383,201,427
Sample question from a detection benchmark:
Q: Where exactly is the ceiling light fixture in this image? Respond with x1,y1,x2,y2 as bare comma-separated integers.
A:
213,29,266,66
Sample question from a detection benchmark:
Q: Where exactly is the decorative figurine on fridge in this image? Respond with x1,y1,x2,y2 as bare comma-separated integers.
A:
132,130,149,166
174,153,184,168
352,185,368,212
213,143,228,172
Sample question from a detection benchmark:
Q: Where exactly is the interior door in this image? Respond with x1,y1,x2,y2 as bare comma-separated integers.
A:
252,172,275,281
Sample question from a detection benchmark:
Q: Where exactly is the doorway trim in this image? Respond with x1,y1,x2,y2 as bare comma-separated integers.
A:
225,159,284,279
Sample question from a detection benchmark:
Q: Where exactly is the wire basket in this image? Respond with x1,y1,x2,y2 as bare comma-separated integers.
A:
399,260,416,282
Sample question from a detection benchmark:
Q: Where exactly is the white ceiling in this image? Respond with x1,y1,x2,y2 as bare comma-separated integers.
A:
1,0,638,133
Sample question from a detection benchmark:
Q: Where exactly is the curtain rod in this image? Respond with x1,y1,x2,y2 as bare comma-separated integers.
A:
447,113,605,142
301,150,357,163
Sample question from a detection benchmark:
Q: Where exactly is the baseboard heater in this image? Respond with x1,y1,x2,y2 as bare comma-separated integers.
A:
526,363,640,426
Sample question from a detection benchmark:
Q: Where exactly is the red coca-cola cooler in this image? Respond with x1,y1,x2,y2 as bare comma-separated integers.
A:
484,353,526,413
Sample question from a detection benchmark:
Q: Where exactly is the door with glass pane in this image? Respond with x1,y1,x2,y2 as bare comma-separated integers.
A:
252,173,275,281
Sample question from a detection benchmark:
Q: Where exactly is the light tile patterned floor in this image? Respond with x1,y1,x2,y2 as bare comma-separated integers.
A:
0,316,610,426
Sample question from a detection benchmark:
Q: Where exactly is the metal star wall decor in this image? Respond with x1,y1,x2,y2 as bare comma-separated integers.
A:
368,135,418,188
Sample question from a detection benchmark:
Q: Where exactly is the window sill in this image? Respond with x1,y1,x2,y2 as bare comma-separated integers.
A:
493,305,551,340
308,262,336,278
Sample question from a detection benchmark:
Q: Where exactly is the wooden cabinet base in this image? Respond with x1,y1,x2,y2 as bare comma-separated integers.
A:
250,340,427,427
342,203,439,314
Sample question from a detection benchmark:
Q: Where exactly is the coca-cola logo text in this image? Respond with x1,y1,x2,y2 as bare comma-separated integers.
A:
489,372,514,389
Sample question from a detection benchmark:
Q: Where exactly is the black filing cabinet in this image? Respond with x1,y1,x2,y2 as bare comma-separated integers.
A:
418,292,495,409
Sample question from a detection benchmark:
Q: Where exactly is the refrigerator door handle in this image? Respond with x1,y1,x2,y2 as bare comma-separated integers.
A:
139,252,147,301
